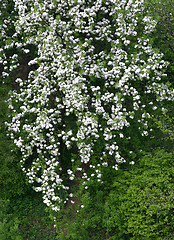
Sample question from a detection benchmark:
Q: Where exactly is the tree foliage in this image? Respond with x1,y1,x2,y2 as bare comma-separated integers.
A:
0,0,173,213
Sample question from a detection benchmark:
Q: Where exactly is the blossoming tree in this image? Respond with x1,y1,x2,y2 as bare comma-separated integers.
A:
1,0,174,211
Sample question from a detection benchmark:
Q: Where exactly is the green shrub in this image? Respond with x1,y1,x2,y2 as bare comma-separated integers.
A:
0,82,30,200
146,0,174,87
0,199,22,240
104,150,174,239
55,190,107,240
0,193,57,240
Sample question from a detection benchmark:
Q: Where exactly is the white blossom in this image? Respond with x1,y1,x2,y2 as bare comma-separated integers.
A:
2,0,173,213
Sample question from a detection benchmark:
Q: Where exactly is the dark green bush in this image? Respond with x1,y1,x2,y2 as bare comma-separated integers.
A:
104,150,174,239
0,199,22,240
0,193,57,240
0,81,30,200
55,190,107,240
147,0,174,84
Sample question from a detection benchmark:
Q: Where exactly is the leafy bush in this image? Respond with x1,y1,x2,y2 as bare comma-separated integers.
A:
55,189,107,240
0,72,30,200
0,199,22,240
104,150,174,239
148,0,174,84
0,194,57,240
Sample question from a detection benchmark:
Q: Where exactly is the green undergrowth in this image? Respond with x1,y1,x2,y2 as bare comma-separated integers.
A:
0,193,57,240
54,150,174,240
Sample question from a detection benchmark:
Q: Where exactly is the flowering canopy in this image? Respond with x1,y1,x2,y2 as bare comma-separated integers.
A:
1,0,174,211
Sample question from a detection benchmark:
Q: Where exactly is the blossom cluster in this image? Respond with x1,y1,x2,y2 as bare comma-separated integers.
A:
2,0,174,211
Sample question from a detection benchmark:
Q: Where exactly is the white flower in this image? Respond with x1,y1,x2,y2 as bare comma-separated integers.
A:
129,161,135,165
119,133,124,138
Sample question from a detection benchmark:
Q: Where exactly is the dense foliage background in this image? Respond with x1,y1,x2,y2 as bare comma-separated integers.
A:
0,0,173,239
